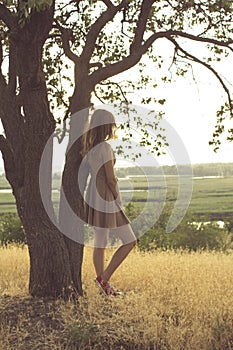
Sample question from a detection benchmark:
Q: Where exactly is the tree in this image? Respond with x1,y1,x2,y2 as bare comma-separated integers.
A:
0,0,232,298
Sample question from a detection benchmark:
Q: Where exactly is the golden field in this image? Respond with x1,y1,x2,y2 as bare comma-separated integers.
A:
0,246,233,349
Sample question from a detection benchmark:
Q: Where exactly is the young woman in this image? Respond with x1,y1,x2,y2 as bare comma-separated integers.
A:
80,109,137,297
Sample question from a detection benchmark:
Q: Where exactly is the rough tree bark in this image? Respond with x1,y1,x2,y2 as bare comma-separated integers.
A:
15,12,75,298
0,6,83,298
58,68,92,295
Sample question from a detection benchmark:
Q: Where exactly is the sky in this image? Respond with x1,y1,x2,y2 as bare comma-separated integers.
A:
148,69,233,166
0,31,232,172
119,38,233,167
89,38,233,168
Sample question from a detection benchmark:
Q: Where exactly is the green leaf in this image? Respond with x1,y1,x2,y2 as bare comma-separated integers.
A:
158,99,166,105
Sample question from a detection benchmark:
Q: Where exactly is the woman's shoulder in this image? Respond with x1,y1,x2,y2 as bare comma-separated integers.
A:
88,141,111,153
86,142,111,160
102,141,112,148
102,141,114,155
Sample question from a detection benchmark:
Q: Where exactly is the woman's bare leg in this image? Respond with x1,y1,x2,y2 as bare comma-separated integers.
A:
101,240,136,282
93,227,109,277
93,248,105,276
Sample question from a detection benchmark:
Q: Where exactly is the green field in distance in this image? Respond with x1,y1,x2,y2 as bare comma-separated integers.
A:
0,175,233,221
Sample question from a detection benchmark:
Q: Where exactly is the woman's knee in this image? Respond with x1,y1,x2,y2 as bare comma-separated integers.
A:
94,237,108,248
94,227,109,248
125,238,137,249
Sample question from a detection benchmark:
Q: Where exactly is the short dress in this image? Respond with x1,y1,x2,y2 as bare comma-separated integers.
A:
84,141,130,229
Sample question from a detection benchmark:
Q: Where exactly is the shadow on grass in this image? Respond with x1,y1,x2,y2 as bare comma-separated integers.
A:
0,295,144,350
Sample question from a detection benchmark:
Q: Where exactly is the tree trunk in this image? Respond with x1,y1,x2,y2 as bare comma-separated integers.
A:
0,8,93,298
18,195,73,298
59,88,92,295
15,37,76,297
0,10,82,298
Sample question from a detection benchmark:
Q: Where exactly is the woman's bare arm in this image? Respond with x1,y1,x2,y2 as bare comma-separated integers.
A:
104,160,119,200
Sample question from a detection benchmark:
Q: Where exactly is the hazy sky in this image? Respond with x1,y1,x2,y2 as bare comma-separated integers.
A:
118,38,233,166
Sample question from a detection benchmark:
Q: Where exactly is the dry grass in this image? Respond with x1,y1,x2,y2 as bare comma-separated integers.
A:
0,246,233,349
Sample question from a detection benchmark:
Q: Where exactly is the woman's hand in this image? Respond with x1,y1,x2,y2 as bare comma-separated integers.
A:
115,194,123,208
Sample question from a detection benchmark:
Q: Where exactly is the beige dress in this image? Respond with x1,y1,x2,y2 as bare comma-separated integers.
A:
84,141,130,228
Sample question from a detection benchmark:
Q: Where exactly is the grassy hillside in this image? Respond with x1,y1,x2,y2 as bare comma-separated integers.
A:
0,246,233,349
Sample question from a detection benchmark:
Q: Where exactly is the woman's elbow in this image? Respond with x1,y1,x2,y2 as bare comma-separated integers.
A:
107,178,117,186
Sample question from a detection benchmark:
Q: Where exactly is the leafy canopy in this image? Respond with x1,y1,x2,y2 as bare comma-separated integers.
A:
0,0,232,152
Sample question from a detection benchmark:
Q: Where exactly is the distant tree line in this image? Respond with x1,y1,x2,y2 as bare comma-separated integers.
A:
116,163,233,177
45,163,233,180
1,162,232,183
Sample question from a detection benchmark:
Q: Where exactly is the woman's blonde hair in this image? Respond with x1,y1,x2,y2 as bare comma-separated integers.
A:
80,109,117,156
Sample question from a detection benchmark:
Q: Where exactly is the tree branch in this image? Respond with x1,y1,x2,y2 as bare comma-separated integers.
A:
0,135,14,169
100,80,129,103
101,0,115,8
88,6,170,86
169,30,233,52
0,135,18,189
0,36,3,67
90,22,233,103
89,62,103,69
90,31,166,85
90,53,140,86
8,43,17,93
0,4,15,29
93,87,105,104
55,19,79,63
167,36,233,114
80,0,129,64
0,38,7,90
61,28,79,63
54,120,68,144
141,29,233,53
130,0,154,53
0,74,7,91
